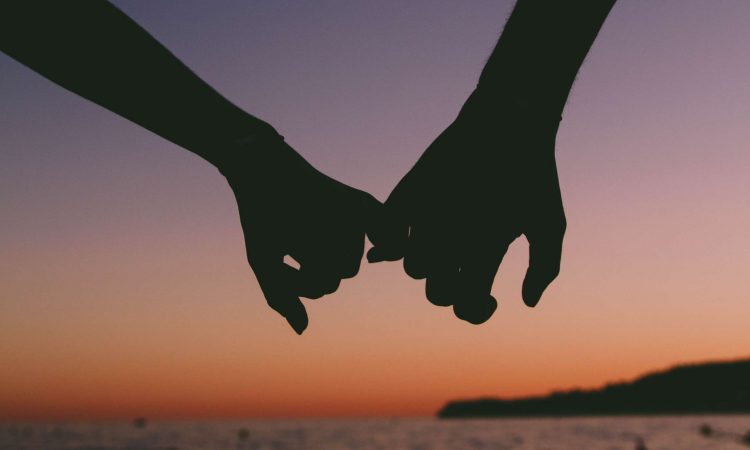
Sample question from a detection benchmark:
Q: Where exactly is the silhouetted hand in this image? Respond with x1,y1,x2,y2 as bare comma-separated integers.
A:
219,127,381,334
368,90,566,324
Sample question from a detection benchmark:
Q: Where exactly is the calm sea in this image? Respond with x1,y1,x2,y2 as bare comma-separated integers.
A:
2,415,749,450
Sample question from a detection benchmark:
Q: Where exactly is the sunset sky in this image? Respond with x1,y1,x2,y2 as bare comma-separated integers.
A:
1,0,749,420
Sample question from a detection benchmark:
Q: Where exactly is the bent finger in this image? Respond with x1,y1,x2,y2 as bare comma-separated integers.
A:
250,254,308,334
296,264,342,299
367,176,415,263
425,263,460,307
452,238,511,324
403,224,437,280
335,230,366,279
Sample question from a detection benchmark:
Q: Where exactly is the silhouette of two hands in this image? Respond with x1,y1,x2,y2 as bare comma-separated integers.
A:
223,90,567,332
368,90,566,324
218,127,380,334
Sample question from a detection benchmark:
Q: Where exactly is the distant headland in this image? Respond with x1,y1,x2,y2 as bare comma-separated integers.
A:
439,358,750,418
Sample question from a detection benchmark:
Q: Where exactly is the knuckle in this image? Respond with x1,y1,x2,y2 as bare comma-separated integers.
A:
551,216,567,237
302,290,325,300
340,262,360,279
264,296,287,315
540,259,561,281
324,278,341,295
404,258,427,280
426,284,452,307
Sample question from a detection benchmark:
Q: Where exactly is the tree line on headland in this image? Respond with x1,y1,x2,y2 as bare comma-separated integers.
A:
439,358,750,418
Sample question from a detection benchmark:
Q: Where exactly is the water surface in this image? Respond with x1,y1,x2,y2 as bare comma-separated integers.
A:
3,415,749,449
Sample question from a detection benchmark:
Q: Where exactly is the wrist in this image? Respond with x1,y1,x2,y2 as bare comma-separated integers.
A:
218,126,324,196
458,87,562,134
212,121,286,178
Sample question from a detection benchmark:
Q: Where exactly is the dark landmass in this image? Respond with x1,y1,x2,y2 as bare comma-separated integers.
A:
439,358,750,418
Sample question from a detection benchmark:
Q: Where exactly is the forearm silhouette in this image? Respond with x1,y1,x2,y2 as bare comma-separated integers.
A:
369,0,615,324
0,1,381,334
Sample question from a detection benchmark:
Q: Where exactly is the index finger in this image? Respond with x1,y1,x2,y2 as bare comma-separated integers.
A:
522,220,565,308
250,253,308,334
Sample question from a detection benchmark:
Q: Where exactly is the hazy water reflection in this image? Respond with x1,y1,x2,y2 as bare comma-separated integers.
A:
2,415,749,450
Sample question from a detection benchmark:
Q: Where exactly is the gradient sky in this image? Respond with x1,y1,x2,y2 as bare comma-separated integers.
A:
1,0,749,420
